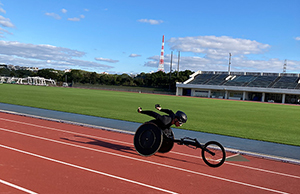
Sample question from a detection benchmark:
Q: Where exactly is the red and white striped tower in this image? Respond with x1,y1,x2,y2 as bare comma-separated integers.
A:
158,35,165,71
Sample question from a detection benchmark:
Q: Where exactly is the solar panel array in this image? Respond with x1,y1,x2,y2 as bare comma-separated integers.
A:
188,73,300,89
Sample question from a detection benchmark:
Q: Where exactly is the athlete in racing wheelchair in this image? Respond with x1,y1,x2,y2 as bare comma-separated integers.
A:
137,104,187,134
134,104,226,167
136,104,187,155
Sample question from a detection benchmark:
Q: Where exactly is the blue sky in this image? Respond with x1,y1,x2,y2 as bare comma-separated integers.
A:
0,0,299,74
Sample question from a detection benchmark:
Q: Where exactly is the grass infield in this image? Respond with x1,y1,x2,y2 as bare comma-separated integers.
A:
0,84,299,146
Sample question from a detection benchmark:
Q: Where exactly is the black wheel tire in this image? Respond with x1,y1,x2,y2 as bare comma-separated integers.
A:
134,122,163,157
201,141,226,168
158,131,174,153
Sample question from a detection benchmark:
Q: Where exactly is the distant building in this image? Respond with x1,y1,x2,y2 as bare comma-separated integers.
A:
0,64,7,68
176,71,300,104
7,65,15,70
29,67,39,72
0,63,38,72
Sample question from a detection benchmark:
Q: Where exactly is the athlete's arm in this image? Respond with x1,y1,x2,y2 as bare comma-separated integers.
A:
138,107,162,119
160,108,174,115
155,104,174,115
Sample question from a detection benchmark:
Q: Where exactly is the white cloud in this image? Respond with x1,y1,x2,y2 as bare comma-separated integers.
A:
0,2,5,14
168,36,270,57
95,57,119,63
145,54,300,73
68,17,80,21
137,19,163,25
0,15,14,28
295,37,300,41
0,40,85,60
0,7,5,14
0,27,13,35
45,12,61,20
46,9,84,22
0,40,113,71
129,54,141,57
145,35,300,73
68,15,85,21
144,59,158,68
0,4,14,37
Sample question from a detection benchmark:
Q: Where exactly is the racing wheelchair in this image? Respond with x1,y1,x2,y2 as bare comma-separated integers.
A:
134,122,226,168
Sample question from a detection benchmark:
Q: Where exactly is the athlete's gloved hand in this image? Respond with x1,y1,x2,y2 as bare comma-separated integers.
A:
137,107,142,113
155,104,161,111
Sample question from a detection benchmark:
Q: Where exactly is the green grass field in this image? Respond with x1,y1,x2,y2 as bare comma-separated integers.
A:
1,84,300,146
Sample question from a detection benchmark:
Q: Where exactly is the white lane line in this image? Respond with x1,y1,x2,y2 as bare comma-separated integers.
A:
0,144,178,194
1,117,299,180
225,153,240,159
0,179,38,194
170,151,300,179
226,162,300,179
0,117,128,145
0,127,290,194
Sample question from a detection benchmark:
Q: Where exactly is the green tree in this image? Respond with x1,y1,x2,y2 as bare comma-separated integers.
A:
90,72,98,84
0,68,11,76
119,73,134,86
36,69,61,80
68,70,84,83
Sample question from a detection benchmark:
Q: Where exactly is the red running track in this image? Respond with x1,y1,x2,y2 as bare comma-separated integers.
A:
0,112,299,194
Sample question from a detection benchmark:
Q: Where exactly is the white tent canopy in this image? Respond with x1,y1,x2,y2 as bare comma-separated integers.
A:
0,76,56,86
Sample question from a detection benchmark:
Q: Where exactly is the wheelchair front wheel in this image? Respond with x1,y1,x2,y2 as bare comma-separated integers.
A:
201,141,226,168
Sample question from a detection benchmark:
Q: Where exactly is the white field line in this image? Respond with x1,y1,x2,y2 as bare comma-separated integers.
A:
1,117,299,180
0,179,38,194
0,127,290,194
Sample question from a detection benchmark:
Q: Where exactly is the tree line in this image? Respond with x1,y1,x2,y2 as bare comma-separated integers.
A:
0,68,193,91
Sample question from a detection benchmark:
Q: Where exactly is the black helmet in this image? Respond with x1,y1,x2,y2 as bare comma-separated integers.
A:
175,111,187,123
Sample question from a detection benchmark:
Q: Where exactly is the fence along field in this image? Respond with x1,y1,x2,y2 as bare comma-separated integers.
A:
0,84,299,146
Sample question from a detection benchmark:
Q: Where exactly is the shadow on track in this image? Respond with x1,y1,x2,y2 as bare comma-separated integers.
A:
60,135,136,155
61,135,205,166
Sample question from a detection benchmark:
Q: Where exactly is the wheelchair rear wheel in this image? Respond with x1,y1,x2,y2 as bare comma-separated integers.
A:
134,122,163,157
158,130,174,153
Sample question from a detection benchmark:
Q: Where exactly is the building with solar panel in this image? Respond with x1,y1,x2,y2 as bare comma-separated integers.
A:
176,71,300,104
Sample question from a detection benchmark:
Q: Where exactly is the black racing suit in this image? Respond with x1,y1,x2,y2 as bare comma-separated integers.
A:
140,109,175,137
